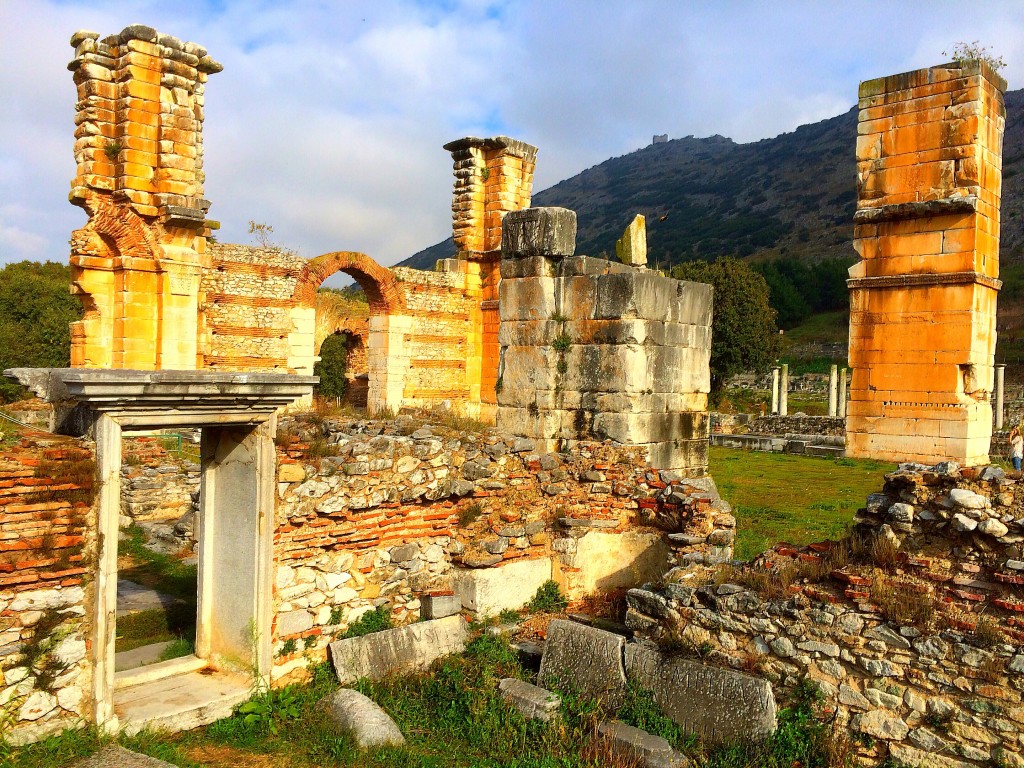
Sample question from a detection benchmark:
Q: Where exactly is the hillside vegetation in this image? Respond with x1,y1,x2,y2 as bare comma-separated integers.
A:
407,90,1024,270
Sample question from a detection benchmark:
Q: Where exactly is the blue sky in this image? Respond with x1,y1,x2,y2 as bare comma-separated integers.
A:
3,0,1024,275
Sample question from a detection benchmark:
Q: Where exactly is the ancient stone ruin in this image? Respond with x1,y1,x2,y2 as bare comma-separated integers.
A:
0,23,718,744
847,60,1007,466
3,22,1022,767
497,207,712,471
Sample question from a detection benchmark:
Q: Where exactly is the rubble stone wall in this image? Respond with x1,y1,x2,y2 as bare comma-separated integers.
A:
627,461,1024,767
268,415,728,676
120,436,198,555
0,436,95,745
201,243,306,371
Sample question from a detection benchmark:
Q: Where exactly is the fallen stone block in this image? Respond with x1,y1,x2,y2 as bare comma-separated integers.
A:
538,619,627,708
597,720,690,768
421,592,461,620
498,678,561,722
321,688,405,748
501,207,577,258
329,614,466,684
74,746,177,768
452,558,551,617
625,645,776,745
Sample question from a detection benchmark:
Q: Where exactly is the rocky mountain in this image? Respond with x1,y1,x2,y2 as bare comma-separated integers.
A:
403,89,1024,270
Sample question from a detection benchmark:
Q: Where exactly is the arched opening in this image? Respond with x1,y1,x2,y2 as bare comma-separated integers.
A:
291,252,408,414
313,330,369,409
69,193,162,369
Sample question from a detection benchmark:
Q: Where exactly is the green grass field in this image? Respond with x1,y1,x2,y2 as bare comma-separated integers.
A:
709,446,893,560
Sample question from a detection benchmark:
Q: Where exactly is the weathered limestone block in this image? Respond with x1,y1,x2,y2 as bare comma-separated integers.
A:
561,531,670,599
497,224,712,472
597,721,690,768
329,615,467,684
624,645,777,745
498,678,561,722
501,208,577,259
538,619,628,708
615,214,647,267
452,558,552,617
320,688,405,748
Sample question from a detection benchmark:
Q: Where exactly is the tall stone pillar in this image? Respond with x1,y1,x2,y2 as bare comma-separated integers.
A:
779,364,789,417
996,364,1006,430
846,60,1006,465
771,367,780,415
828,365,838,418
442,136,537,420
839,368,848,418
67,26,222,370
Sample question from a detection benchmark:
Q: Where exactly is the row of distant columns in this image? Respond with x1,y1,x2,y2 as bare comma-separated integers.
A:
770,365,849,418
769,364,1010,426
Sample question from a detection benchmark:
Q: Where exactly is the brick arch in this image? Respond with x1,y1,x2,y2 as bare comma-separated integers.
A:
71,192,160,262
295,251,404,313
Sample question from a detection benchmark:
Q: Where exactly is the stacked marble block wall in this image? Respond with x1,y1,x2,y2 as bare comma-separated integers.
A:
67,25,222,370
847,60,1006,465
496,208,712,473
438,137,538,419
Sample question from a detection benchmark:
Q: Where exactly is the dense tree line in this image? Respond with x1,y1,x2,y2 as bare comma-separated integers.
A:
752,256,854,329
0,261,82,402
671,258,780,403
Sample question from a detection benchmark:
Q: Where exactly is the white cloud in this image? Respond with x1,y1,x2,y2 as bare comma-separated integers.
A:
2,0,1024,271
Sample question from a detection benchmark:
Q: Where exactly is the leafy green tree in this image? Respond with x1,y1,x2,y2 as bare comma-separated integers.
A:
672,258,780,402
0,261,82,402
314,333,348,399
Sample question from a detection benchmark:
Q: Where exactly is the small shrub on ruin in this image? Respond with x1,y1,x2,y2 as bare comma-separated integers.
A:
925,709,953,733
720,563,798,600
103,139,123,159
870,576,937,630
20,608,72,693
868,533,901,571
980,654,1006,683
32,456,96,506
341,605,392,639
273,426,298,447
275,638,298,658
552,333,571,352
527,580,568,613
497,608,521,624
247,220,276,247
973,616,1005,649
307,435,339,461
944,41,1006,72
458,499,485,527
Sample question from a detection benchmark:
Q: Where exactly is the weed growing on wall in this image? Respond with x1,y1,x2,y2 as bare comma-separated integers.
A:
527,580,568,613
341,605,392,639
944,41,1006,72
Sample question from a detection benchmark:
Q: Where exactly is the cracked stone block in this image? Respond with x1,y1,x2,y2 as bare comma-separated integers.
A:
498,678,561,722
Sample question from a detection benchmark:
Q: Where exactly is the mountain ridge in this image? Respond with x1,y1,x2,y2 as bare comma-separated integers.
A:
402,90,1024,270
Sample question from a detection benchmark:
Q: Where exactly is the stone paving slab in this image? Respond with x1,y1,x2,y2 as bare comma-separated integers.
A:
73,745,176,767
117,579,182,615
329,614,467,684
